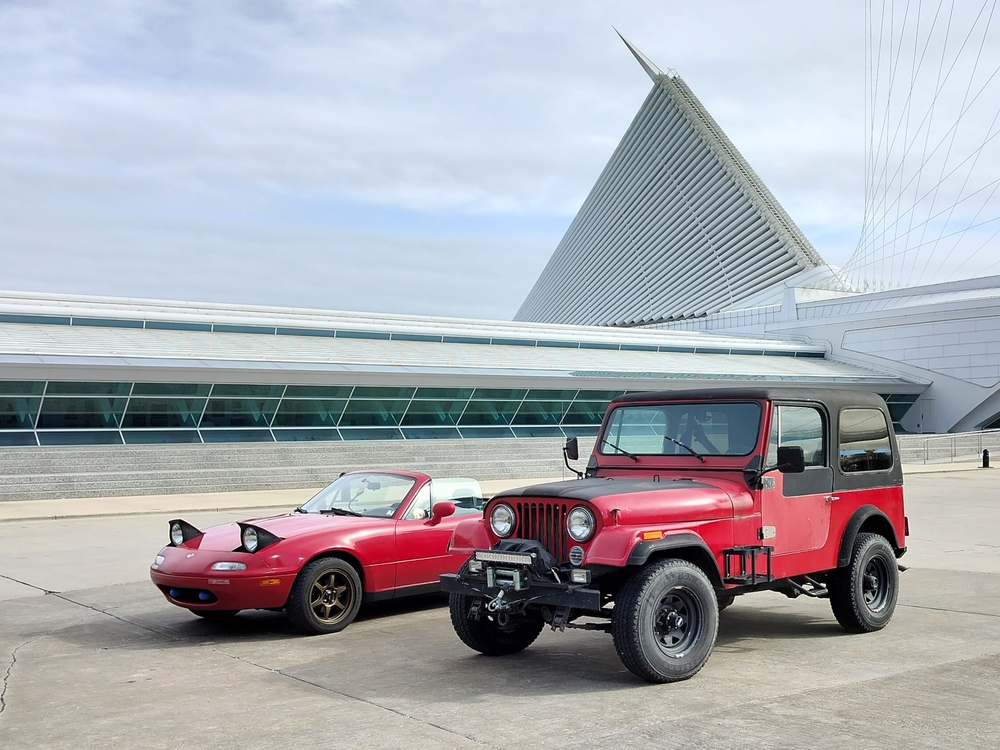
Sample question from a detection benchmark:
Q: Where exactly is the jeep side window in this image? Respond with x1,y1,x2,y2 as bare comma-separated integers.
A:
839,408,893,472
766,406,825,467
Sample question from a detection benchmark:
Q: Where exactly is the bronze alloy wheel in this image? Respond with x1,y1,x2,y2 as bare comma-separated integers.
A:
309,568,356,625
287,557,363,634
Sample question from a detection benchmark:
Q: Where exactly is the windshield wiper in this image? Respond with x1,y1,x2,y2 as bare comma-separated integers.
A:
293,506,309,513
320,508,363,517
663,435,705,462
601,438,639,462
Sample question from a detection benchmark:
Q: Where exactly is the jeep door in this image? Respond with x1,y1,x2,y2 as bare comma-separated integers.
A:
760,403,835,556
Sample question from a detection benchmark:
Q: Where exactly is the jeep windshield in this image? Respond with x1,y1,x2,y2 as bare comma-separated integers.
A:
600,401,762,457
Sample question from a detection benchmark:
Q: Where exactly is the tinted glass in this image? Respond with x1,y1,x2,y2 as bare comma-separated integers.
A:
45,382,130,397
199,399,278,428
840,408,893,472
211,384,284,398
351,386,415,399
36,397,127,429
271,400,346,427
413,387,474,400
459,400,520,426
511,401,571,426
0,396,41,429
283,385,354,399
470,388,527,401
601,402,761,456
562,401,609,425
123,398,206,429
400,400,465,426
131,383,211,397
0,381,45,396
766,406,825,467
339,399,409,427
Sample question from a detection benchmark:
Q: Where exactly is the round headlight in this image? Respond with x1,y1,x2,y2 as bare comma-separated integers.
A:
567,506,596,542
170,522,184,546
490,504,516,538
242,526,259,553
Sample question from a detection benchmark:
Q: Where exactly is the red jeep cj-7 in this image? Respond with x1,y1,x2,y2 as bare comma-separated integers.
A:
441,388,908,683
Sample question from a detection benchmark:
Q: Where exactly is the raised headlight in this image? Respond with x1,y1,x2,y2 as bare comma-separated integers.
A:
169,523,185,546
242,526,259,553
490,503,515,538
567,506,596,542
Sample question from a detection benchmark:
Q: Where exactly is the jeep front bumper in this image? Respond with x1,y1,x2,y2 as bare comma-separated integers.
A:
440,548,603,613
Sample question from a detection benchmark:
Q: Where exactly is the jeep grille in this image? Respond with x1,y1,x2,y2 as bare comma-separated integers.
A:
513,500,571,562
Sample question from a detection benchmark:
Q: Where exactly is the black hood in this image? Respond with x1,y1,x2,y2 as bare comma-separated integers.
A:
494,477,715,503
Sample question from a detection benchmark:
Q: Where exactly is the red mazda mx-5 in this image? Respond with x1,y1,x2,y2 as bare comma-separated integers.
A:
150,471,483,633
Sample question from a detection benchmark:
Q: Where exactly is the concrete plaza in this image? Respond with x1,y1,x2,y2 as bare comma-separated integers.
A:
1,468,998,748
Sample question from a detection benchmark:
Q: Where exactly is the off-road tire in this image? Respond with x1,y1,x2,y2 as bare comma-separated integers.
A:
449,564,544,656
190,608,240,620
829,532,899,633
612,559,719,683
286,557,363,635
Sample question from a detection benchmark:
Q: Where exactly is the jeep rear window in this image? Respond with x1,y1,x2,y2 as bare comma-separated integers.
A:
601,402,762,457
839,408,893,472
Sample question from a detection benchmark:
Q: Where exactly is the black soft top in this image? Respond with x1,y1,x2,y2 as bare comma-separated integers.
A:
611,387,889,412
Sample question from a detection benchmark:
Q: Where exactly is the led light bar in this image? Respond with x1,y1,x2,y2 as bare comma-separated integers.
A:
474,549,534,567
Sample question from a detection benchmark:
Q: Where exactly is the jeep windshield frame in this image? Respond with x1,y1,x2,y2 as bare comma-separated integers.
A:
598,400,763,459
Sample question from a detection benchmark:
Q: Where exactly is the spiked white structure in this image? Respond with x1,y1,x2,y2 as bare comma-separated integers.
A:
516,36,829,327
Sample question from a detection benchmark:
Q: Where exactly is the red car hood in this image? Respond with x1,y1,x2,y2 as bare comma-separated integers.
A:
188,512,385,551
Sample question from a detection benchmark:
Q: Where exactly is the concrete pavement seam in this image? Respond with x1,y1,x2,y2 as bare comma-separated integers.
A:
0,573,55,595
899,602,1000,618
0,637,39,717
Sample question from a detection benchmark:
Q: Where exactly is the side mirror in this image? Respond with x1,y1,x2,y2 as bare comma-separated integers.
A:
777,445,805,474
564,436,579,461
428,501,456,525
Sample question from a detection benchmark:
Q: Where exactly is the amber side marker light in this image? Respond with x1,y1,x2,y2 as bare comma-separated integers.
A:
260,578,282,586
641,530,664,541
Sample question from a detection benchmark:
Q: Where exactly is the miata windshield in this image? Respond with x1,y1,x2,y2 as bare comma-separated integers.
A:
299,473,417,517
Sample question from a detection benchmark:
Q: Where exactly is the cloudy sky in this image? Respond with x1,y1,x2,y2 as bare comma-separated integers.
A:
1,1,997,318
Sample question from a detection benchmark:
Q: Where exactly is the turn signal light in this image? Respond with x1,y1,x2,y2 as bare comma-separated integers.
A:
260,578,282,586
641,530,664,541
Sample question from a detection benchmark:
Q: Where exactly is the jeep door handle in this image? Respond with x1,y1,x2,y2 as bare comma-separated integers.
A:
825,495,840,503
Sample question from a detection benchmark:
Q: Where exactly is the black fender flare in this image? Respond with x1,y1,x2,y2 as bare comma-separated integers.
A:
625,532,723,588
836,505,903,568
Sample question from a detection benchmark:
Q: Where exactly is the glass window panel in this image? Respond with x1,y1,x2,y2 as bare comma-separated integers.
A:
122,430,201,444
123,398,206,429
459,400,520,426
336,330,390,340
36,397,127,429
0,431,37,446
442,335,490,345
562,401,610,425
400,427,462,440
470,388,527,401
283,385,354,399
766,406,824,467
200,429,274,443
199,399,279,428
210,384,284,398
0,396,41,429
413,387,474,400
339,399,409,427
458,426,515,438
351,386,415,399
131,383,211,397
339,427,404,441
525,389,579,401
576,390,627,401
512,401,571,426
37,431,123,446
212,324,275,335
400,400,466,427
145,320,212,332
271,400,347,427
273,429,342,442
839,408,893,473
0,381,45,396
45,382,130,397
0,313,70,325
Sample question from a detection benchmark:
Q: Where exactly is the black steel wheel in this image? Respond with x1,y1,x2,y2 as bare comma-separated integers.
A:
286,557,362,635
449,563,544,656
829,532,899,633
612,559,719,683
190,609,240,620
